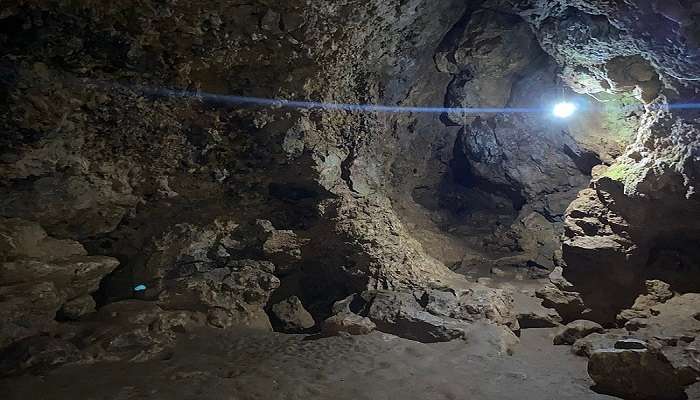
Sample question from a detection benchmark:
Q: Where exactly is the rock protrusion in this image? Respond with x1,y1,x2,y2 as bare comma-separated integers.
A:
271,296,315,333
553,320,604,345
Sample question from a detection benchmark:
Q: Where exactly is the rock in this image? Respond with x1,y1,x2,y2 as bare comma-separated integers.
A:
246,219,310,271
59,295,97,320
553,320,604,345
614,339,647,350
0,336,80,377
1,175,138,239
362,288,517,346
617,280,675,324
74,300,207,363
271,296,315,332
577,294,700,397
0,217,86,261
364,290,468,342
0,282,63,349
322,313,376,336
438,9,540,122
572,331,631,357
511,291,562,329
535,284,587,322
686,382,700,400
490,267,506,277
0,218,119,349
158,258,280,331
588,348,693,400
548,267,573,290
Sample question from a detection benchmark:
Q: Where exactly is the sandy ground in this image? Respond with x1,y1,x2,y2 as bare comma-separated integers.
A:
1,326,615,400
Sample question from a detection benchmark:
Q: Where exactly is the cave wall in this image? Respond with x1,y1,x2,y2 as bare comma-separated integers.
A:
1,0,522,358
502,0,700,323
1,0,699,369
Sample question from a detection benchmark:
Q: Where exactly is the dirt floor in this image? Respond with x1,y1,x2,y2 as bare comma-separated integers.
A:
1,325,615,400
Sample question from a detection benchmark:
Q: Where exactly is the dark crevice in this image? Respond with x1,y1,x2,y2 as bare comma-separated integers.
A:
563,143,603,176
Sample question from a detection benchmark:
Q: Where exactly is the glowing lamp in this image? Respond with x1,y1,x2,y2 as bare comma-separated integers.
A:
552,101,577,118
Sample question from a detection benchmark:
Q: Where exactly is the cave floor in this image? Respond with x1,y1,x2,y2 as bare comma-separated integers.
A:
2,326,614,400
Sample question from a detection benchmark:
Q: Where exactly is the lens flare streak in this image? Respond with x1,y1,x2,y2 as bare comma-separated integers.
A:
128,85,700,116
139,86,542,114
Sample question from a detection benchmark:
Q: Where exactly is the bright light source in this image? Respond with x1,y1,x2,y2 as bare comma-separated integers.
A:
552,102,577,118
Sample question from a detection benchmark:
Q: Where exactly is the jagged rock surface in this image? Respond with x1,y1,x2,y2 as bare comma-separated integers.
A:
0,218,119,348
1,0,699,396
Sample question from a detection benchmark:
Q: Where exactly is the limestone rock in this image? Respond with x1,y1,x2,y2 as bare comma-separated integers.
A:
364,290,468,342
322,294,376,336
1,175,138,239
439,9,540,123
362,287,517,346
271,296,315,332
322,313,376,336
548,267,573,290
0,218,119,349
535,284,587,323
553,320,603,345
617,280,674,324
572,331,631,357
158,258,280,330
0,336,80,377
0,282,63,349
59,295,97,320
588,348,692,400
511,291,562,329
76,300,207,363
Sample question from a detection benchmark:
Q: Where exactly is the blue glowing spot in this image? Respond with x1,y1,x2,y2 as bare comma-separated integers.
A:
134,284,147,292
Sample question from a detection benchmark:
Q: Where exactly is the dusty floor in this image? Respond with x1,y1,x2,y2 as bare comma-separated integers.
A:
1,326,614,400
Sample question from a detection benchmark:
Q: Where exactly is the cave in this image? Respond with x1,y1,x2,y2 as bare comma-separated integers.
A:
1,1,699,399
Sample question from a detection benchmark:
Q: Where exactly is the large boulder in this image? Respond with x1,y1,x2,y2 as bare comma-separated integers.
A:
588,348,692,400
361,287,518,352
582,294,700,398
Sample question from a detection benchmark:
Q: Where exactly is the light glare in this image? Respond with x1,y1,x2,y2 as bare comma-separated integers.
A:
552,102,577,118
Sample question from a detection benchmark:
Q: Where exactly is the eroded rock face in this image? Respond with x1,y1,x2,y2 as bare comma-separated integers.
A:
0,1,529,378
502,0,700,324
553,320,603,346
1,0,699,391
573,292,700,399
0,218,119,348
588,348,690,400
271,296,315,333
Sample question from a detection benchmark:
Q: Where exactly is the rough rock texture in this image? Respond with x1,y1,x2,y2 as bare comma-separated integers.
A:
588,347,692,400
1,0,700,394
0,217,119,348
573,292,700,399
362,288,517,344
535,283,587,323
321,293,376,336
616,279,674,324
511,290,562,329
271,296,315,333
0,0,540,373
553,320,603,345
322,312,376,336
504,0,700,324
